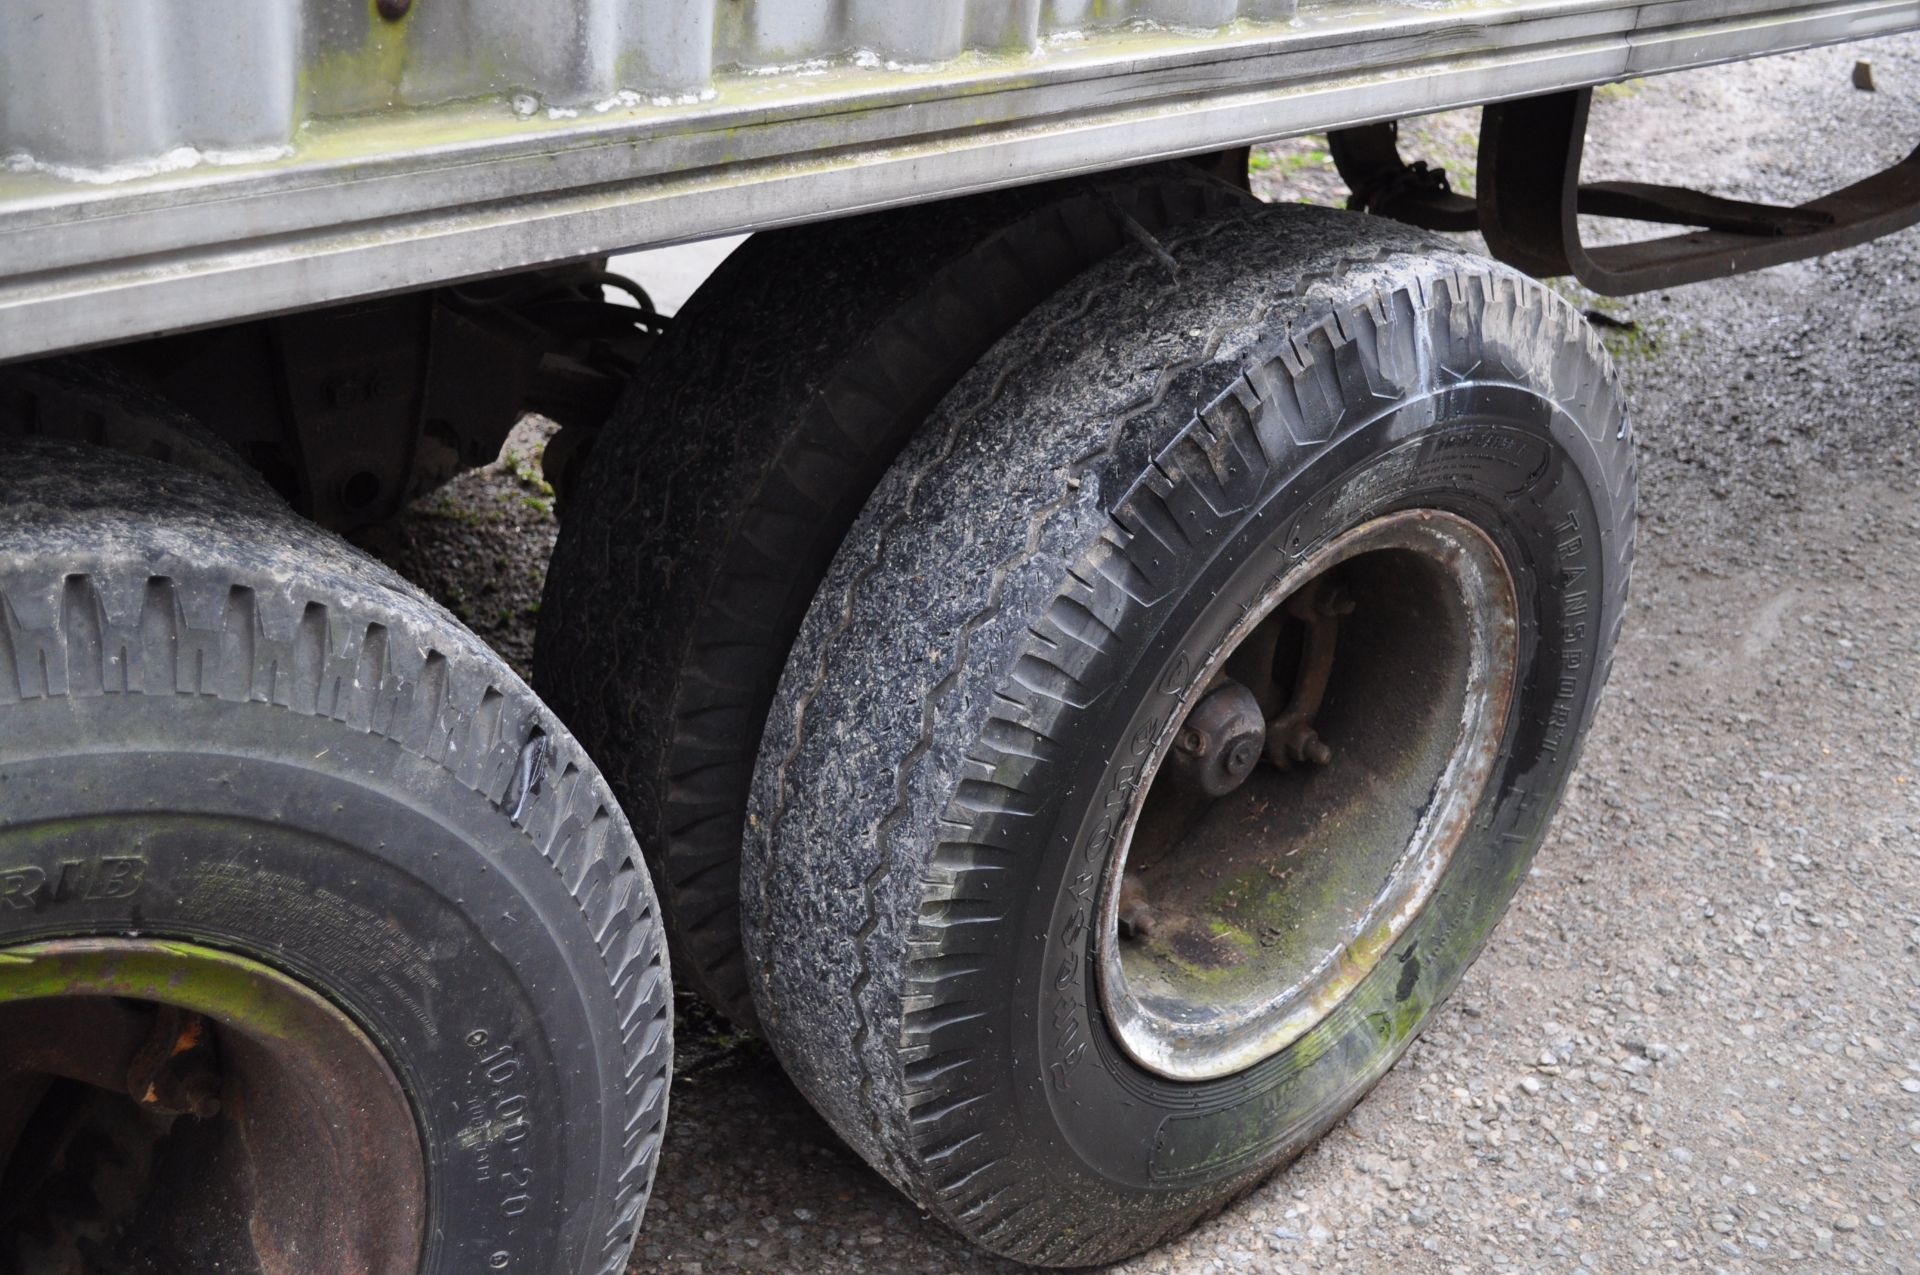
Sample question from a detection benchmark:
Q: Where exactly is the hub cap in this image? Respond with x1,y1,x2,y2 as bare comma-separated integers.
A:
1096,509,1519,1080
0,939,426,1274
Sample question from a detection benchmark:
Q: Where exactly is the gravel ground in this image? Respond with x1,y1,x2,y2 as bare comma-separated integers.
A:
396,38,1920,1274
388,419,559,677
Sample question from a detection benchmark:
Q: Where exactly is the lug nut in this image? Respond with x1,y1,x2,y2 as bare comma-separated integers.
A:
1118,900,1156,940
1167,678,1267,799
1117,876,1156,940
1270,723,1334,767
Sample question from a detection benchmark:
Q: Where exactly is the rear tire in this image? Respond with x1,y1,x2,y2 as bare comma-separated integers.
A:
742,204,1634,1265
537,164,1251,1026
0,356,280,502
0,434,670,1275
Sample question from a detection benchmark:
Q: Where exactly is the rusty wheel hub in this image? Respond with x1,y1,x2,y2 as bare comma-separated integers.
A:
0,939,426,1274
1096,510,1519,1080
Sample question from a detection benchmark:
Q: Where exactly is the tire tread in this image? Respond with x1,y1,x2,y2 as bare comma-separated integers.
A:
745,205,1634,1264
0,438,671,1275
537,169,1253,1025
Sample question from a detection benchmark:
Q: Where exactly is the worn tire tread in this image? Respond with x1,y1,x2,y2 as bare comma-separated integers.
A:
537,166,1252,1024
0,435,671,1275
745,203,1634,1265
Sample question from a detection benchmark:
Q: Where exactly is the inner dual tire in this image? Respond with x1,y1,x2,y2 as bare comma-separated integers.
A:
536,162,1254,1028
0,420,670,1275
739,206,1633,1264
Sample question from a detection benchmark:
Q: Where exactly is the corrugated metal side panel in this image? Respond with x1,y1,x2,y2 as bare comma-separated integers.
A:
5,0,1913,356
2,0,1295,173
0,0,297,172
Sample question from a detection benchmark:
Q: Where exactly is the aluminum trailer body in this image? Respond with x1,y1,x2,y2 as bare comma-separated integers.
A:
3,0,1917,359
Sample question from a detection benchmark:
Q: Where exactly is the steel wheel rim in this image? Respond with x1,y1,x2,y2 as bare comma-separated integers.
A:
0,938,426,1274
1095,509,1520,1081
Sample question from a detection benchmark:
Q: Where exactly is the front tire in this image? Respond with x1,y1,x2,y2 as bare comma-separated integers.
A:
742,204,1634,1265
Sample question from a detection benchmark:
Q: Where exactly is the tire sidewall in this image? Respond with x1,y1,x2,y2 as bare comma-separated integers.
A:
0,694,613,1275
987,378,1621,1207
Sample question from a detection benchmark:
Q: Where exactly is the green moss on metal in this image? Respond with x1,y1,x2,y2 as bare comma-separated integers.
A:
301,0,415,120
0,941,315,1042
1208,851,1355,955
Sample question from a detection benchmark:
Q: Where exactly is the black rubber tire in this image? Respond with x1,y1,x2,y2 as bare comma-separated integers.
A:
0,356,281,503
0,435,671,1275
742,204,1635,1266
536,164,1252,1027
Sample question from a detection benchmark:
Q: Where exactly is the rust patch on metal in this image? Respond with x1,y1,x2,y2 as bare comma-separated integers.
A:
0,939,425,1275
1096,509,1520,1080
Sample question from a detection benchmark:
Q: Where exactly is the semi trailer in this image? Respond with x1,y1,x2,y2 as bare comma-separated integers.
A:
1,1,1915,1270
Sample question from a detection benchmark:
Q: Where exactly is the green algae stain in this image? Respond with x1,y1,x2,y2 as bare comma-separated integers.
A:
301,0,416,119
0,941,315,1043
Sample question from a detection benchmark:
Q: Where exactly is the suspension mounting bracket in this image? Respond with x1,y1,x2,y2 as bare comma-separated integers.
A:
1330,89,1920,296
